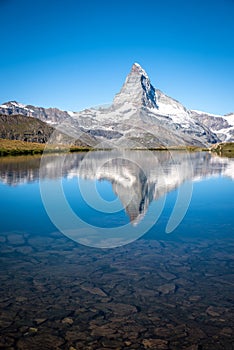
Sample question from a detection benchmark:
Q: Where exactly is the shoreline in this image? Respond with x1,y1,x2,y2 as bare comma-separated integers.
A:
0,138,233,157
0,139,92,156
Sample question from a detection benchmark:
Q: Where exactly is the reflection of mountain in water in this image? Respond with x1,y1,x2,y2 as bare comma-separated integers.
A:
0,151,233,224
73,151,234,224
0,154,84,186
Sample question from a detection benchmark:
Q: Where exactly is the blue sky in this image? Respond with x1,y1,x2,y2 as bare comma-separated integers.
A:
0,0,233,114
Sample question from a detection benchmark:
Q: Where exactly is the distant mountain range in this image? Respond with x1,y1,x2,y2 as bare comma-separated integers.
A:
0,63,233,148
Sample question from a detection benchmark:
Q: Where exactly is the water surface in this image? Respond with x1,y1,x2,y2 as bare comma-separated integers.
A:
0,151,233,349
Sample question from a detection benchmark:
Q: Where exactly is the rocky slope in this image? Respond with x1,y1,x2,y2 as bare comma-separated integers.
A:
0,114,90,146
190,110,234,142
0,101,69,124
0,114,55,143
69,63,220,148
0,63,233,147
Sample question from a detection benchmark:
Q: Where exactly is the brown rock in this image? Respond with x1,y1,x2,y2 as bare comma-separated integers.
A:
189,327,206,340
91,325,117,338
34,318,47,325
219,327,233,337
206,306,222,317
158,283,176,294
101,339,123,348
80,285,107,297
125,340,132,346
17,335,64,349
142,338,169,349
66,327,87,342
154,327,172,337
62,317,74,325
29,327,38,333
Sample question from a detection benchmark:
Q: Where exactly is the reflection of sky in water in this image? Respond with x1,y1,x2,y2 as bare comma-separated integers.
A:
145,176,234,241
63,177,129,228
0,151,233,247
96,180,117,202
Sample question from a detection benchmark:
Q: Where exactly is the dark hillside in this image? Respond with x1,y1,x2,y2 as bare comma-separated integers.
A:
0,114,54,143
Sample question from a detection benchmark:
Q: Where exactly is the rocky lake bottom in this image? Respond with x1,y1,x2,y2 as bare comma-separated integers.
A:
0,151,233,349
0,231,233,350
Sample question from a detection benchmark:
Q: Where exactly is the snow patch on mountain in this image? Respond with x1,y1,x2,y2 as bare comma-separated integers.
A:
0,101,26,109
191,110,224,118
223,113,234,127
113,62,158,109
0,63,231,147
191,110,234,142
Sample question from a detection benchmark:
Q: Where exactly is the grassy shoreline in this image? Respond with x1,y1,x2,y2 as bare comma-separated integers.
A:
0,139,91,156
1,138,233,157
0,139,205,156
210,142,234,157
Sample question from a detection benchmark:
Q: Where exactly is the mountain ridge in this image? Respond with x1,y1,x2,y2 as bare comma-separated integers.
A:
0,63,233,147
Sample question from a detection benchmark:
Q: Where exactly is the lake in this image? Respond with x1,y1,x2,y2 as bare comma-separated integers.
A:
0,150,233,349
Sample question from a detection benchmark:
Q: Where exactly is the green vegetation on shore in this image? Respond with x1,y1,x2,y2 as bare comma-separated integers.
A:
0,139,204,156
1,138,233,157
0,139,91,156
210,142,234,157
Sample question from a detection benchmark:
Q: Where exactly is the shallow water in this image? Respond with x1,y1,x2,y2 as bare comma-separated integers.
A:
0,151,233,349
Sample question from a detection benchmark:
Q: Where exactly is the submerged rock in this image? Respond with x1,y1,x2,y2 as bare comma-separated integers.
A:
142,338,169,349
158,283,176,295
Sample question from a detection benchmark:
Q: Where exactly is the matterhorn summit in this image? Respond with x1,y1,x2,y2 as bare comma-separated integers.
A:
67,62,219,147
1,62,232,147
113,63,158,109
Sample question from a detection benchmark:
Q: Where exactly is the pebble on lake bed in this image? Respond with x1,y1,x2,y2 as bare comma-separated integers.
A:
61,317,74,325
158,283,176,294
0,233,233,349
142,338,169,349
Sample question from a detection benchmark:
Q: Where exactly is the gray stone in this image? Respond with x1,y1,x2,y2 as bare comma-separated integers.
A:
158,283,176,294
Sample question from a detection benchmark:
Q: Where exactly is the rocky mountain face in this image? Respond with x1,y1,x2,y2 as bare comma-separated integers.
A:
68,63,220,147
190,110,234,142
113,63,158,109
0,114,90,146
0,101,70,124
0,63,233,147
0,114,55,143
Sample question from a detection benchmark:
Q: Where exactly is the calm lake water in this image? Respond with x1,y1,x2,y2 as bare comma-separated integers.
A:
0,150,233,349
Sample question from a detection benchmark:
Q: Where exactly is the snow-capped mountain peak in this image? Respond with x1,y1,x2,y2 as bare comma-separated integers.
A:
0,63,230,146
132,62,149,79
113,63,158,109
0,101,26,109
112,63,189,122
190,110,234,142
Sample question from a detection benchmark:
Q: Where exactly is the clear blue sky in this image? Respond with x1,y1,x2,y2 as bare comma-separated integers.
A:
0,0,233,115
